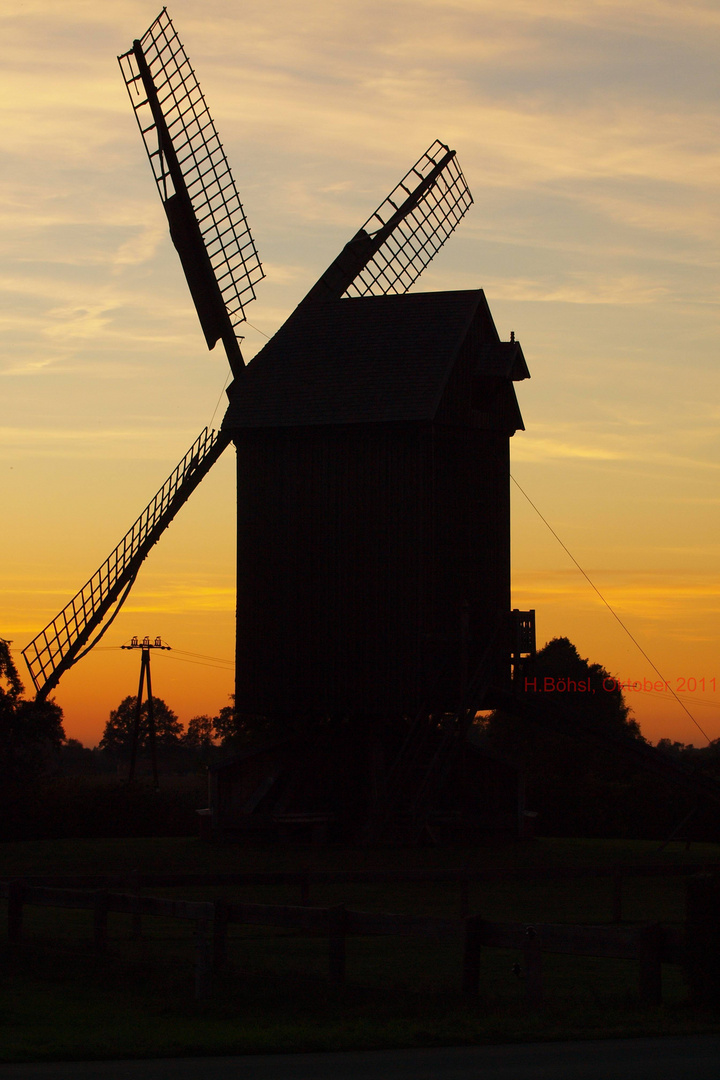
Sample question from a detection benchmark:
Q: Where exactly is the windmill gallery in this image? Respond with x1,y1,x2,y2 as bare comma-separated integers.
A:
22,9,537,843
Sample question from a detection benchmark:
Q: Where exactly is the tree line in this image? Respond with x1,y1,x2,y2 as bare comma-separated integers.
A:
477,637,720,840
3,635,720,841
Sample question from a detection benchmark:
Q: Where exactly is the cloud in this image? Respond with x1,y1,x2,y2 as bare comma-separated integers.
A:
0,425,211,459
123,583,235,615
490,274,670,306
511,571,720,641
512,437,625,462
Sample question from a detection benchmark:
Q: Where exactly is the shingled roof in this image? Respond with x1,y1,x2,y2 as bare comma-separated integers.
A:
223,289,514,429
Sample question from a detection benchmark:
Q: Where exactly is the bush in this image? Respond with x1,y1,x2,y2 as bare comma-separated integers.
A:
0,774,207,841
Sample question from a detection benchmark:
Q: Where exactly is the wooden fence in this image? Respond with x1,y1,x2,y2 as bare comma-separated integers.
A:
1,880,685,1007
4,861,718,922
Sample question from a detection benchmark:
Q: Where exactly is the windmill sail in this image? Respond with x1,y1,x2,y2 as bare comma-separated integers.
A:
118,9,264,375
23,428,230,699
303,140,473,305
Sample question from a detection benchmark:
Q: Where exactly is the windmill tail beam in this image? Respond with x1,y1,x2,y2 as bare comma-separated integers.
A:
22,427,230,700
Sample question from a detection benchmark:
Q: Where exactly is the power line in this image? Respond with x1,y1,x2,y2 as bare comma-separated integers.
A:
207,322,271,429
95,645,233,672
170,647,233,665
208,370,231,430
158,652,233,673
510,473,712,745
246,320,271,340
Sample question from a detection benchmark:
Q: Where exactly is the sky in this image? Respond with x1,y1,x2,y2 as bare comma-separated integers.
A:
2,0,719,748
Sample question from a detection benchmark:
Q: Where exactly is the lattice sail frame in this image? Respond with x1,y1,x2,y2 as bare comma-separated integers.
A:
344,140,473,298
118,8,264,335
23,427,229,697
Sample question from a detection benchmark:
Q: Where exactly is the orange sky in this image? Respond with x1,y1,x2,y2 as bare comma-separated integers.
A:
2,1,719,747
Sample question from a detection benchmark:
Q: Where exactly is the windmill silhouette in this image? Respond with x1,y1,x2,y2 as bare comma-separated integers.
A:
23,9,532,841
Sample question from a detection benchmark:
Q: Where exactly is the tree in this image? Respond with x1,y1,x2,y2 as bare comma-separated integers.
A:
211,697,238,744
0,639,65,778
99,695,182,755
0,638,23,703
56,737,98,775
476,637,651,837
519,636,643,741
183,714,215,748
211,696,294,749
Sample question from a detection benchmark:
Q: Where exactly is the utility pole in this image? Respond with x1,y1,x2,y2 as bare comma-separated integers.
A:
121,636,171,788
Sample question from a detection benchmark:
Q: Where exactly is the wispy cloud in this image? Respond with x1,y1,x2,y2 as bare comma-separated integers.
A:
0,425,212,459
123,584,235,615
492,274,671,306
512,570,720,629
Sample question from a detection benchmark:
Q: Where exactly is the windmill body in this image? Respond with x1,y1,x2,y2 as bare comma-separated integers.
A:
224,290,528,724
23,9,531,841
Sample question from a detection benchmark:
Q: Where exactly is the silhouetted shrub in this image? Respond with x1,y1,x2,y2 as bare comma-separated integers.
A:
0,774,206,840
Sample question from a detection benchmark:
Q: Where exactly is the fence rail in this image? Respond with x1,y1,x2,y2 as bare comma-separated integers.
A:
7,861,714,887
2,879,690,1007
3,861,717,923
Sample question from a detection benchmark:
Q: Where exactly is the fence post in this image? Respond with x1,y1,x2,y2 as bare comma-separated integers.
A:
128,870,142,939
94,889,109,952
7,881,24,944
524,925,543,1009
461,915,483,995
685,874,720,1004
213,900,229,971
328,905,346,986
459,874,470,921
195,914,212,1001
612,871,623,924
637,923,662,1006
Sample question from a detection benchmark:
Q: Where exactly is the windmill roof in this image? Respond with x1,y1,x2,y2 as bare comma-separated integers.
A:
223,289,518,429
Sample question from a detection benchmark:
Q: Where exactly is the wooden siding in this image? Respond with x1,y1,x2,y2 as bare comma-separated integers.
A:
430,426,511,706
234,427,511,721
232,304,517,724
235,423,432,720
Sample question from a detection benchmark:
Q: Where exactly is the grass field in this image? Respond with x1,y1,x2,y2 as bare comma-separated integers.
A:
1,835,720,1062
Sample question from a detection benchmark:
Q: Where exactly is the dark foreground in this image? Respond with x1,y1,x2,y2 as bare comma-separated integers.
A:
0,1036,718,1080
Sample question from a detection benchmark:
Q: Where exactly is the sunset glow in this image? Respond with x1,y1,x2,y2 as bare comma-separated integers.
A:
2,2,718,746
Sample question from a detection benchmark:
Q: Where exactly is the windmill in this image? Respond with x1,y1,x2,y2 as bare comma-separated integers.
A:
23,9,531,841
